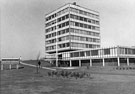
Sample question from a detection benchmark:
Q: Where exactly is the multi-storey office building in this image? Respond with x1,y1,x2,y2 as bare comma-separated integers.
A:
45,3,135,67
45,3,100,54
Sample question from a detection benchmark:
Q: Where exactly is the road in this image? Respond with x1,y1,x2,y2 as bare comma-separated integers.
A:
20,62,56,71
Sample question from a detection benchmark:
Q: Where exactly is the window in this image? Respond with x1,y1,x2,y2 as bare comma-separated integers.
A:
80,17,83,21
70,53,73,57
70,21,74,26
91,50,98,56
74,52,79,57
62,23,65,27
66,14,69,19
86,51,90,56
80,52,85,57
58,38,62,41
58,24,62,28
66,43,70,47
89,44,92,48
80,23,83,27
66,21,69,26
104,49,110,55
84,18,87,22
62,16,65,20
88,25,91,29
66,28,69,33
70,28,74,32
70,14,74,18
88,19,91,23
84,24,87,28
79,10,83,14
75,22,79,26
92,26,96,30
58,18,61,22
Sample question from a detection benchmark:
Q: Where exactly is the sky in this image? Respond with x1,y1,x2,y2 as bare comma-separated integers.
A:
1,0,135,60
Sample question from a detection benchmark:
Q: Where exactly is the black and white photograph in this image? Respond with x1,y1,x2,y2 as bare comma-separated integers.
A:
1,0,135,94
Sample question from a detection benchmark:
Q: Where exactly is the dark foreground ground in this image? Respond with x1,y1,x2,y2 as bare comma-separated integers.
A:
1,62,135,94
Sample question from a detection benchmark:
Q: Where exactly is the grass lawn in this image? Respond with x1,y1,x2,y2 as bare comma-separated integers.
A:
1,64,135,94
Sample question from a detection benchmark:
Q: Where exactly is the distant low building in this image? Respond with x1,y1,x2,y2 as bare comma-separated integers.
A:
1,57,21,70
56,46,135,67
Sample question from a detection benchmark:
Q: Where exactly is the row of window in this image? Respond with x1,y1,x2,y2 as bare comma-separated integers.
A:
46,7,99,22
71,21,100,30
70,14,99,25
46,21,69,33
70,49,111,57
46,27,99,39
70,35,100,43
46,43,70,50
46,21,99,33
46,28,69,39
70,49,110,57
71,42,100,48
46,42,100,51
70,28,99,37
46,8,69,21
57,14,69,22
119,48,135,54
46,35,100,45
46,35,69,44
46,14,99,27
46,20,56,27
46,14,69,27
63,48,135,58
70,7,99,19
58,21,69,28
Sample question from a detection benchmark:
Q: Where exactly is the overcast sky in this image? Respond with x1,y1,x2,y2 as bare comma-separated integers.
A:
1,0,135,60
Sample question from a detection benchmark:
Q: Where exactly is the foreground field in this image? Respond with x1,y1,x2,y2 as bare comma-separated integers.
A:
1,64,135,94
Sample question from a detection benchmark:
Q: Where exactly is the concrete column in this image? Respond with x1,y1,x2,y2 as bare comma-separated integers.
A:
9,64,12,69
1,64,3,70
90,59,92,67
79,60,81,67
70,60,72,67
56,60,58,67
16,64,19,69
117,57,120,66
127,58,129,66
103,58,105,67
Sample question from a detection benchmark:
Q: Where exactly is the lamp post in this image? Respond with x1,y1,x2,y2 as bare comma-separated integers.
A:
56,16,58,67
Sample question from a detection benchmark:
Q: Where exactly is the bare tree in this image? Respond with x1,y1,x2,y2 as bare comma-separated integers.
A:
36,51,40,74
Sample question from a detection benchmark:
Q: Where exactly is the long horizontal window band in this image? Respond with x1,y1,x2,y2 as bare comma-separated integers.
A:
71,42,100,48
46,35,69,44
46,14,69,27
46,35,100,45
70,14,99,25
70,35,100,43
46,28,69,39
46,7,69,21
46,21,69,33
69,48,135,58
46,13,99,27
69,7,99,19
70,28,100,37
70,21,100,31
46,42,70,50
46,20,99,33
46,42,100,51
46,28,100,39
45,6,99,22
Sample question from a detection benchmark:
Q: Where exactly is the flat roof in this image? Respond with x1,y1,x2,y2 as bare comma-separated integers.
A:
45,3,99,17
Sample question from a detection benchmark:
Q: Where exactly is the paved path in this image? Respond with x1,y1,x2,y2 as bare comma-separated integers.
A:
20,62,56,71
